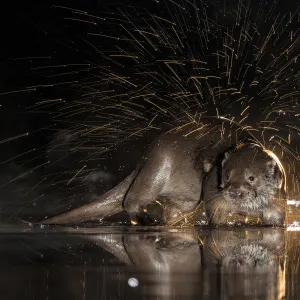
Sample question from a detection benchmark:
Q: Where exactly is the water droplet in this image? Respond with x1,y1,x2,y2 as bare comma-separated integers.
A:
128,277,139,288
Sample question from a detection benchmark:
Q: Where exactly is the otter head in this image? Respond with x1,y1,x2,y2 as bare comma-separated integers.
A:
220,144,284,212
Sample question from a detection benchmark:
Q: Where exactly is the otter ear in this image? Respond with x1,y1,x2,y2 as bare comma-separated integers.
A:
266,159,277,174
203,159,213,173
221,151,230,167
266,158,284,190
266,158,281,180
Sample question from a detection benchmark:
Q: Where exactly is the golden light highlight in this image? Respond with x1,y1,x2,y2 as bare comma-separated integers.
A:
263,149,287,193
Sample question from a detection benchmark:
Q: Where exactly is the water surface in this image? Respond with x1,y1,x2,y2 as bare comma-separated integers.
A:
0,225,299,299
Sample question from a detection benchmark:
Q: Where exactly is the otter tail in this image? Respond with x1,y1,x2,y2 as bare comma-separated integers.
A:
40,170,137,224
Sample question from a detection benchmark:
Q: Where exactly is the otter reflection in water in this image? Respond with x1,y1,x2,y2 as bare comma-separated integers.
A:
203,229,286,299
90,228,286,299
0,227,292,299
91,230,203,299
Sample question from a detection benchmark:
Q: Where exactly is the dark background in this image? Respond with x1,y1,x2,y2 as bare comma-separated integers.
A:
0,1,135,220
1,0,300,221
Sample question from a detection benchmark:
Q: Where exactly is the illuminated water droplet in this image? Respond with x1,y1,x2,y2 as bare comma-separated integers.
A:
128,277,139,288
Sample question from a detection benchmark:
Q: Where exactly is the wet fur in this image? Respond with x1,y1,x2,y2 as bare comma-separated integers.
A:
40,119,251,225
40,120,286,226
203,144,286,226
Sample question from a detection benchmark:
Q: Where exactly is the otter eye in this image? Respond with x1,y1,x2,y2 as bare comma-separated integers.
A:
248,176,255,182
224,174,230,181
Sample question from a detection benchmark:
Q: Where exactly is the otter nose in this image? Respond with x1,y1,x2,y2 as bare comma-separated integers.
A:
228,188,243,199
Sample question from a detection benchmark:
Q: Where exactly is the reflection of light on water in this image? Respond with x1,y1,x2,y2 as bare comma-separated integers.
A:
287,221,300,231
128,277,139,288
287,227,300,231
286,200,300,229
287,200,300,207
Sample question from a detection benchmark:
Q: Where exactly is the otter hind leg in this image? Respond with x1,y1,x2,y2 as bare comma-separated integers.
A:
124,172,165,225
124,156,172,225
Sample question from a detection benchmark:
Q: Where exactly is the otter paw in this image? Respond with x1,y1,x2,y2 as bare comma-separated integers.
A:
262,210,285,226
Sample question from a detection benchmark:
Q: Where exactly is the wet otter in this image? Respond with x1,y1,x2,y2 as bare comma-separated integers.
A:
202,144,286,226
40,118,286,226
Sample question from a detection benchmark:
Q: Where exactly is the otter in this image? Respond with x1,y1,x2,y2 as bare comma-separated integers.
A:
40,117,286,226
